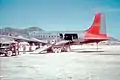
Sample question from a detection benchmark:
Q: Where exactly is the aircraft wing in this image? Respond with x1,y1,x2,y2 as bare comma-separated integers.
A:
55,40,70,46
28,38,48,44
0,35,48,44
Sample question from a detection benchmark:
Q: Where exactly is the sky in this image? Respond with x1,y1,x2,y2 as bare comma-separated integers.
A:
0,0,120,38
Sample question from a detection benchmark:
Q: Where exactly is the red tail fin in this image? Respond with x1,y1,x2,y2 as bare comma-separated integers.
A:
85,13,108,40
87,13,101,34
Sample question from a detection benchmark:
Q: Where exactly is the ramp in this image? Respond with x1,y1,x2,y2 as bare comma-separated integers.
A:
32,45,53,53
30,40,70,54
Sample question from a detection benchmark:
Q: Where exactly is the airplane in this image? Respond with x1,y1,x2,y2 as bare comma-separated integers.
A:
0,13,108,53
28,13,108,53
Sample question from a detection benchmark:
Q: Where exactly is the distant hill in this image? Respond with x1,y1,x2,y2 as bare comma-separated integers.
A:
0,27,43,36
24,27,43,32
108,37,120,42
100,37,120,45
108,37,120,45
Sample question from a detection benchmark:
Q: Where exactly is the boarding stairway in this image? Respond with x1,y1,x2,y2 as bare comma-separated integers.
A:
31,40,70,54
31,40,56,53
32,44,53,53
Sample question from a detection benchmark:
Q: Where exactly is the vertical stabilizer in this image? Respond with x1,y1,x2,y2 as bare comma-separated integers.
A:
86,13,106,35
85,13,108,40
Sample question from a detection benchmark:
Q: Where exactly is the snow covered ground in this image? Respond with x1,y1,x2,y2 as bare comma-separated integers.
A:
0,45,120,80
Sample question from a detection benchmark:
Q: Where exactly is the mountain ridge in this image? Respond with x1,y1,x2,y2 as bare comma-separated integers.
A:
0,27,43,36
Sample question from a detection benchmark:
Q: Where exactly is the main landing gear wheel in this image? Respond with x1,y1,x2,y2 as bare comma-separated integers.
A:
6,51,12,57
53,48,62,53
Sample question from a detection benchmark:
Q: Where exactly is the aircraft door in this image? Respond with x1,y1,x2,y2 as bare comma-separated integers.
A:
59,33,63,39
64,34,78,40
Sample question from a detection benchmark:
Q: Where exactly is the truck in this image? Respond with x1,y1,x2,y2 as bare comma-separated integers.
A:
0,42,19,57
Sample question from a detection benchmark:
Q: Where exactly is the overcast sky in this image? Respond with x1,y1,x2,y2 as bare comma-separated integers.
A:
0,0,120,38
